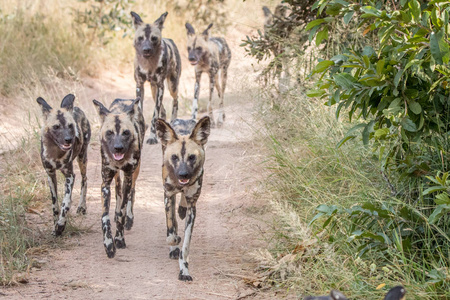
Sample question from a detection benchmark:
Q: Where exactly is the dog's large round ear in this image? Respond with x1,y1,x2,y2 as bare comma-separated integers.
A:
130,11,143,29
36,97,52,119
60,94,75,112
92,99,110,123
202,23,213,40
190,116,211,146
154,12,168,30
185,23,195,36
156,118,177,149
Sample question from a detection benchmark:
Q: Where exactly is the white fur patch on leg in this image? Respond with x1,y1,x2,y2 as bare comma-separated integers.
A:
166,233,181,246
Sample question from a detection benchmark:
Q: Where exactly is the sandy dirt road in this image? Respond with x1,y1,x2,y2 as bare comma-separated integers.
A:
1,26,278,299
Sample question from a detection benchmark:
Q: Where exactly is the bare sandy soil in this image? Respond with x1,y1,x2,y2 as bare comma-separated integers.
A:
0,25,283,299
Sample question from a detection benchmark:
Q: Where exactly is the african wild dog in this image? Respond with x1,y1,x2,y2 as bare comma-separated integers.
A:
131,11,182,145
156,116,211,281
303,286,406,300
93,97,145,258
37,94,91,236
185,23,231,127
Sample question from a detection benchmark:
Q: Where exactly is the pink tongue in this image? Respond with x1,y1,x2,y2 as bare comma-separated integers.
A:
113,153,124,160
179,179,190,185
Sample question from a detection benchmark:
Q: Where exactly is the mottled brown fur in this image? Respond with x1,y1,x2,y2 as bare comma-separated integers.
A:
131,11,182,145
93,97,145,258
185,23,231,127
156,117,211,281
37,94,91,236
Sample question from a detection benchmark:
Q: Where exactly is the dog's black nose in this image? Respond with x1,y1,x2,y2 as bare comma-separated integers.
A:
188,56,196,62
178,170,189,178
64,137,73,144
143,47,151,53
114,145,124,152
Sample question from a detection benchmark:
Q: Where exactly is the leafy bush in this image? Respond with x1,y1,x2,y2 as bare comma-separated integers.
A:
305,1,450,295
168,0,230,32
308,1,450,178
72,0,134,45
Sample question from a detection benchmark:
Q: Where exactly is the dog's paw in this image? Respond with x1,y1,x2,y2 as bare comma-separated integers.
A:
105,241,116,258
178,205,187,220
76,206,86,215
169,248,180,259
178,272,193,282
124,216,134,230
146,137,158,145
114,237,126,249
54,223,66,236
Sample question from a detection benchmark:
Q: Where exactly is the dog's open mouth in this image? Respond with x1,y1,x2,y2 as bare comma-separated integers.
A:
189,61,198,66
60,144,72,151
179,179,190,185
113,153,125,161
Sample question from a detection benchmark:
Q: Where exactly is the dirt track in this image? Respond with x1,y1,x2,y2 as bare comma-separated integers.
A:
1,28,278,299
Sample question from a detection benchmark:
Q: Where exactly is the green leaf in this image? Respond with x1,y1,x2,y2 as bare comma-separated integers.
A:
362,120,375,145
376,58,385,76
428,204,450,224
409,101,422,114
312,60,335,74
430,30,450,65
401,118,417,132
360,6,381,18
333,72,357,89
305,18,326,31
336,135,356,148
423,186,447,195
408,0,421,22
435,193,450,205
316,27,329,46
307,89,326,97
344,11,355,24
374,128,390,138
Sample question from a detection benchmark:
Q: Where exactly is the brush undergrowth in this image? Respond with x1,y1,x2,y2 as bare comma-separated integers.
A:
254,85,448,299
0,131,46,285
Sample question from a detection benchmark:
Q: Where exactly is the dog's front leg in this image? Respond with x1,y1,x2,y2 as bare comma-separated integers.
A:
76,151,88,215
217,69,228,127
125,161,140,230
46,170,59,223
165,192,181,259
191,70,202,119
101,168,116,258
178,201,197,281
54,166,75,236
115,171,133,249
207,70,216,128
147,84,165,144
135,70,146,111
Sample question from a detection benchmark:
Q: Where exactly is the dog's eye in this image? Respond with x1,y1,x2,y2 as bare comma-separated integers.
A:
187,47,191,51
123,130,130,136
53,124,60,130
106,130,114,136
138,36,144,42
171,154,179,161
196,47,202,51
188,154,196,161
68,124,74,129
151,36,158,42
